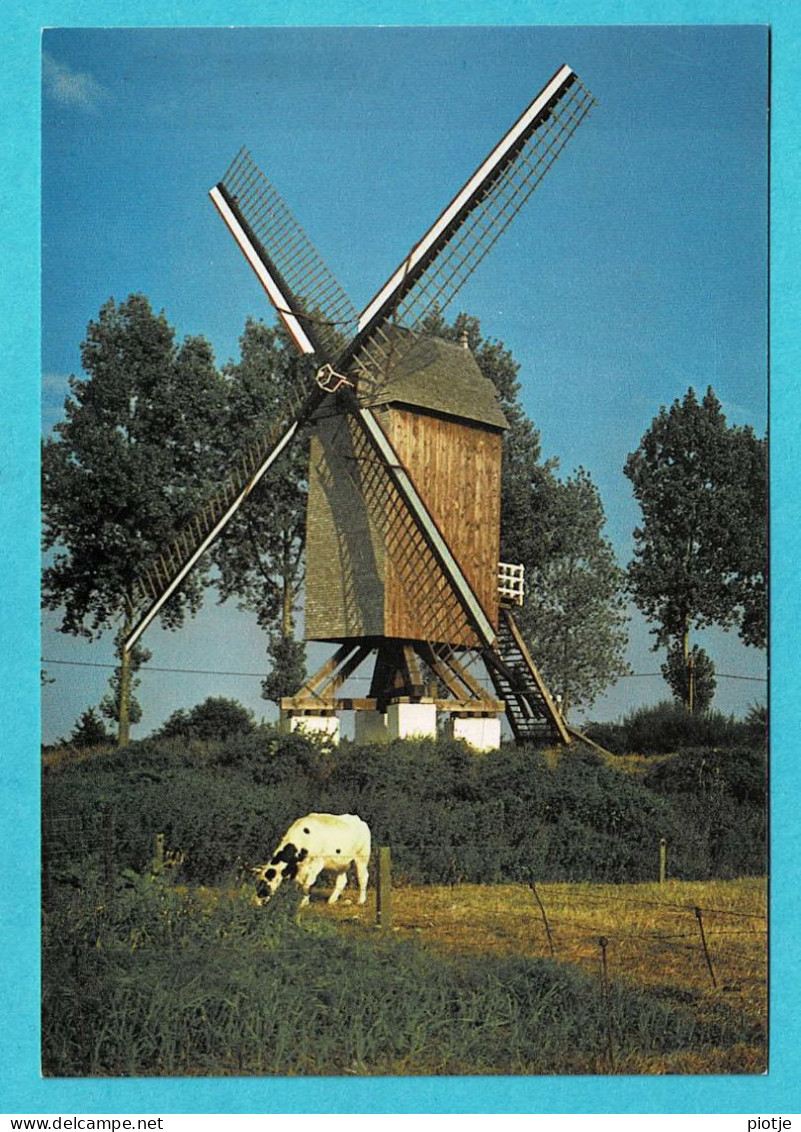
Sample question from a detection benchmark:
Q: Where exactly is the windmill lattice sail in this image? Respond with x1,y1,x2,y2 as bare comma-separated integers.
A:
127,399,308,647
350,66,596,398
124,63,596,742
215,148,360,361
127,157,361,646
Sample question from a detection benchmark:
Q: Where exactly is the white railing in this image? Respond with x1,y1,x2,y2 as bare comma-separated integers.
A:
497,561,525,605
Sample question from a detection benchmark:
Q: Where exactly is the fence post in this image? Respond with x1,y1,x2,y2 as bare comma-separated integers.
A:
659,838,667,884
598,936,615,1071
694,906,718,988
529,880,555,957
102,804,114,901
153,832,165,876
376,846,392,930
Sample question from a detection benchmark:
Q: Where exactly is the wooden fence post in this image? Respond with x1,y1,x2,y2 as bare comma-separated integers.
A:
376,846,392,930
598,936,615,1071
529,880,555,957
659,838,667,884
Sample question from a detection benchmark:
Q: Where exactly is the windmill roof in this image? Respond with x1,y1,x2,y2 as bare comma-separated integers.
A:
369,336,509,431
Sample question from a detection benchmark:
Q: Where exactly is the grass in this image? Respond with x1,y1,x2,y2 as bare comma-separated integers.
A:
42,873,766,1077
325,877,767,1071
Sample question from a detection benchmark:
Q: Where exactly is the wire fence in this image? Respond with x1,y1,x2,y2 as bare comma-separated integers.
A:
42,813,767,995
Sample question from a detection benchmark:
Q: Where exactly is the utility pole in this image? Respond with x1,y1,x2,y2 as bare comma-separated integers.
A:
117,612,133,747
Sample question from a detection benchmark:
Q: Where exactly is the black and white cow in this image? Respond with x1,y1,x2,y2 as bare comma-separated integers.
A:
253,813,371,907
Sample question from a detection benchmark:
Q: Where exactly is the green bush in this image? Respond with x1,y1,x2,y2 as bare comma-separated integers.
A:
644,745,766,805
644,746,767,878
586,701,750,755
43,749,307,887
43,731,766,888
65,706,115,748
155,697,256,741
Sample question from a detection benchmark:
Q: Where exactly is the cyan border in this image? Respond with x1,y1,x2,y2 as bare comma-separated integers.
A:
5,1,797,1115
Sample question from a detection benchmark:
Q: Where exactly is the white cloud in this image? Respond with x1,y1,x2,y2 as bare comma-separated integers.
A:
43,52,107,111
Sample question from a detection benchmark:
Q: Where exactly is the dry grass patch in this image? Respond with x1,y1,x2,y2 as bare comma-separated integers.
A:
323,875,767,1071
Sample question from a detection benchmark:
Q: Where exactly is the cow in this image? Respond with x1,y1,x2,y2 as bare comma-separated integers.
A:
253,813,371,907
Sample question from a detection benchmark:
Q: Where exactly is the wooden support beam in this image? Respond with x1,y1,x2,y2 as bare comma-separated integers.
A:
281,694,503,714
297,642,361,698
431,644,496,704
436,699,505,714
402,643,425,697
327,644,373,696
419,644,465,700
281,696,379,713
369,641,399,702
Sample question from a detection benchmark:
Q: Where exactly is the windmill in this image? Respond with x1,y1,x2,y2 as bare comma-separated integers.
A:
123,63,596,748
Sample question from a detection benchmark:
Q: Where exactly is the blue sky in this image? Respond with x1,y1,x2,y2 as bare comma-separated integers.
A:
41,24,768,742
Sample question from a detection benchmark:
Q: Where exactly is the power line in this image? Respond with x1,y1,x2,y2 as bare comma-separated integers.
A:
618,671,766,683
41,657,766,683
714,673,768,683
42,658,267,678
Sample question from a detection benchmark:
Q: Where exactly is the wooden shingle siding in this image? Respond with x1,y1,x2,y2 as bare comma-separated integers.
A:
305,416,386,641
371,335,509,431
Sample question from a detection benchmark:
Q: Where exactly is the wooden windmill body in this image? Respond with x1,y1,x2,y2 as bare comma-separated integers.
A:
123,64,597,748
305,336,506,646
290,335,509,744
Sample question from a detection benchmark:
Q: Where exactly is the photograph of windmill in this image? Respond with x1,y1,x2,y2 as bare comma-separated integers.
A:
41,26,767,1077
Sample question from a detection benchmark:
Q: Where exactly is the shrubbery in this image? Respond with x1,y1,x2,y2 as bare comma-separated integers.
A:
155,696,256,741
43,726,766,888
584,700,756,755
643,745,767,878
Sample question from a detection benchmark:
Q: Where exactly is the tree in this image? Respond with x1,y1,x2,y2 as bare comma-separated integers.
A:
212,318,310,699
261,633,307,706
156,697,256,741
624,387,767,709
515,469,630,717
661,642,717,713
66,707,114,748
42,294,227,741
728,427,767,649
422,312,629,714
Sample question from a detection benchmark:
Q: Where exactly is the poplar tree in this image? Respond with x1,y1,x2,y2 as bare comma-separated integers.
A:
211,318,310,704
624,386,767,710
42,294,227,740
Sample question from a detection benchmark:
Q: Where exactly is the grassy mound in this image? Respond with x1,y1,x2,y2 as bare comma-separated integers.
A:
43,730,766,887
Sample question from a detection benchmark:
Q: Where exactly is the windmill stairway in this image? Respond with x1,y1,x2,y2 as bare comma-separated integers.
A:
484,606,571,745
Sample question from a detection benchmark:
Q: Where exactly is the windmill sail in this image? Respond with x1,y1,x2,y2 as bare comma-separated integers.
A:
125,64,596,681
125,156,361,649
212,148,359,361
126,412,304,650
349,65,596,396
